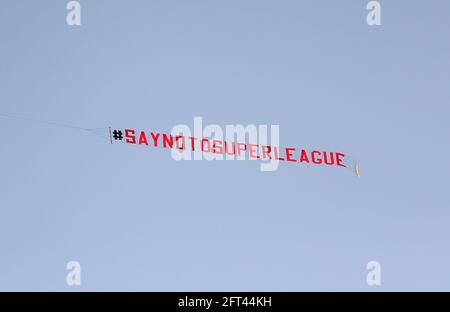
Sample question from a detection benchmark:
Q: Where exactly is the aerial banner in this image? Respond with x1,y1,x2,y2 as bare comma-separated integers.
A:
0,113,360,176
109,127,361,176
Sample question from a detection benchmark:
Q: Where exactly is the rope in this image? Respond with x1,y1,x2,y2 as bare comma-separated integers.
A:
0,112,111,142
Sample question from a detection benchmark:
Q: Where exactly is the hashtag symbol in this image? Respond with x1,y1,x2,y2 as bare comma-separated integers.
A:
112,130,123,141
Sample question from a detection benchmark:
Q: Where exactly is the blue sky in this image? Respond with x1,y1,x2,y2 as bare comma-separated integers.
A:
0,0,449,291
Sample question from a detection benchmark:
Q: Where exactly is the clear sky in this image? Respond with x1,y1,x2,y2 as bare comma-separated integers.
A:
0,0,449,291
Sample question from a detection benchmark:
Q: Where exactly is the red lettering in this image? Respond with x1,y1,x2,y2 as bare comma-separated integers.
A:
336,152,346,167
150,132,160,147
323,151,335,166
273,146,284,161
285,148,297,162
212,140,223,154
249,144,259,159
261,146,272,159
175,136,185,149
299,149,309,163
188,137,197,151
201,139,211,152
162,134,174,148
237,143,247,156
125,129,136,144
311,151,322,164
138,131,149,145
224,141,236,155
